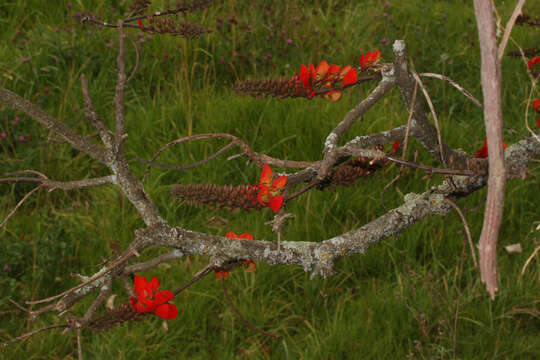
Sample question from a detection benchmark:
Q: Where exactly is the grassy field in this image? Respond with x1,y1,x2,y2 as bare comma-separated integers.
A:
1,0,539,358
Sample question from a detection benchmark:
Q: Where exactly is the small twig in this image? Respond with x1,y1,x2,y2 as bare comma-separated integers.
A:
285,180,318,202
173,266,213,296
81,281,112,323
125,250,184,274
121,275,135,297
126,35,140,84
139,142,236,183
26,250,135,305
380,81,419,200
498,0,527,61
411,69,447,167
0,184,43,229
521,245,540,275
8,298,30,313
444,198,478,267
419,72,483,108
265,213,294,256
80,74,113,147
76,328,83,360
114,20,127,139
384,156,479,176
142,133,251,184
2,324,68,347
221,277,280,338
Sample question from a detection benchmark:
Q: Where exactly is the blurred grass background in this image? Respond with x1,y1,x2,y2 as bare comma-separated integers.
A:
0,0,539,358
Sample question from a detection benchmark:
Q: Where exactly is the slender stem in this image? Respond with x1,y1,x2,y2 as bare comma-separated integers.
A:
221,277,280,338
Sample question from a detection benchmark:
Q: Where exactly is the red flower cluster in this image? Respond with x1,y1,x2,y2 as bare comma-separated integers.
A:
256,164,287,212
474,138,507,159
215,232,256,279
294,60,358,102
359,50,381,70
528,56,540,71
130,275,178,320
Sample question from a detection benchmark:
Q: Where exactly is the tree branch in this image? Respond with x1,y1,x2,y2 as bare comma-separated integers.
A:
474,0,506,299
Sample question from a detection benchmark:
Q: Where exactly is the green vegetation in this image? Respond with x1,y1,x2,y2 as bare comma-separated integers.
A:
1,0,539,358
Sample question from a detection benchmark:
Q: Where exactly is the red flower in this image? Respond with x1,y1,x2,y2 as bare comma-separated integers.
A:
359,50,381,70
137,19,144,30
474,138,507,158
293,61,358,102
130,275,178,320
527,56,540,70
257,164,287,212
215,232,256,278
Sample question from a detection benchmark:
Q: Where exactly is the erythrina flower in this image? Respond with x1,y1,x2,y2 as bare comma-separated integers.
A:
359,50,381,70
295,61,358,102
257,164,287,212
130,275,178,320
527,56,540,70
474,138,507,158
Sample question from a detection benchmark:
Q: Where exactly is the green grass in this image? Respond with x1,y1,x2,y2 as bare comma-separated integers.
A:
1,0,539,358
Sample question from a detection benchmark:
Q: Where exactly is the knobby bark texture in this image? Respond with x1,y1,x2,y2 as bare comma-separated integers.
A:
474,0,506,299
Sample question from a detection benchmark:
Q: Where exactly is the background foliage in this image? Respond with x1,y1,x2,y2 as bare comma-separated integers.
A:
1,0,539,358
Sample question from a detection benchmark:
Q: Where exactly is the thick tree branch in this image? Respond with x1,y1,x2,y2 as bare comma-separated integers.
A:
133,138,538,279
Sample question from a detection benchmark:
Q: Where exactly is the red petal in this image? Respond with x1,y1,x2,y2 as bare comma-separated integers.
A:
271,175,287,191
338,65,352,80
537,116,540,128
359,55,367,70
225,232,239,238
150,276,160,291
155,303,178,320
308,63,316,81
268,195,284,213
392,140,399,152
315,60,330,80
299,64,309,88
239,233,254,241
245,262,256,272
155,290,174,305
323,90,342,102
259,164,273,186
528,56,540,70
474,138,488,158
215,270,229,279
342,68,357,86
137,19,144,29
133,275,147,297
137,297,156,313
327,64,340,78
360,50,380,70
257,185,270,205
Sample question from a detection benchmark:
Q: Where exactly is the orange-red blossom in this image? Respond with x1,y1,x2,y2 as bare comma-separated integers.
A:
256,164,287,213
